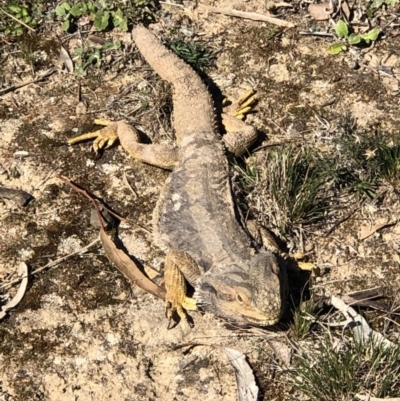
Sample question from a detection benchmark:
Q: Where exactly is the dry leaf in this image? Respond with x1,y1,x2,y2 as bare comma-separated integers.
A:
58,46,74,73
0,187,33,206
359,218,391,240
341,1,351,20
308,2,334,20
224,348,259,401
267,340,292,367
0,262,29,321
100,228,166,300
331,296,396,350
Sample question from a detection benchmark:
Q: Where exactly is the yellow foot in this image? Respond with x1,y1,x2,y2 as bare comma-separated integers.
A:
290,251,316,271
165,296,197,329
67,119,119,155
224,89,257,120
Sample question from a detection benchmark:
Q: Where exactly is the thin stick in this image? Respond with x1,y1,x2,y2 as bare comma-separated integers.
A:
0,238,100,290
0,7,36,32
200,5,295,28
299,31,334,37
0,69,55,96
159,1,184,7
57,175,151,235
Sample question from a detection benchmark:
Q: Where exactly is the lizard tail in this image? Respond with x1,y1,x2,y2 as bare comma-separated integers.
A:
132,25,216,143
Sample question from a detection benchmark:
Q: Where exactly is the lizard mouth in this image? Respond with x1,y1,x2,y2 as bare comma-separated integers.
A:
241,310,282,327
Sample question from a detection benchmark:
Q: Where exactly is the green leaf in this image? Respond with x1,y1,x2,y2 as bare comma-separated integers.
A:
362,27,380,43
328,42,346,55
61,20,70,31
335,20,349,38
21,8,28,17
8,5,22,13
371,0,384,7
74,64,86,77
86,48,101,67
55,4,67,17
103,40,121,51
79,2,87,13
74,47,84,56
113,9,128,31
70,4,83,17
94,11,110,31
348,33,361,45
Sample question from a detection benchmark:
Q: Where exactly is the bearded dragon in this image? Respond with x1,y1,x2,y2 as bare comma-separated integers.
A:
69,25,287,327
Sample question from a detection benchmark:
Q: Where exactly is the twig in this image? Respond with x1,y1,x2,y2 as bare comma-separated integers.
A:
324,202,362,236
199,5,295,28
0,238,100,290
0,68,56,96
0,7,36,32
159,1,184,7
57,175,151,235
299,31,334,37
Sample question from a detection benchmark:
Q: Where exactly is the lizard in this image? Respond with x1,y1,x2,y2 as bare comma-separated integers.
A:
68,25,287,327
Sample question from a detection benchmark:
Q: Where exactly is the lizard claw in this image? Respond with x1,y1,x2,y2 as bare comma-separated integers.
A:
165,296,196,329
224,89,257,120
68,119,119,155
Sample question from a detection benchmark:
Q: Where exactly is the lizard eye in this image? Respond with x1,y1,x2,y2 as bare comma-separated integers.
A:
236,294,244,304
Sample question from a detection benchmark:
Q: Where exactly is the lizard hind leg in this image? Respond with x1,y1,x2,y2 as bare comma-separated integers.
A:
221,89,258,157
164,250,201,327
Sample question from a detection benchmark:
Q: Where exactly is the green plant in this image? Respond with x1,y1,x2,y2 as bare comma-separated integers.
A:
56,1,128,32
262,147,330,233
329,20,380,55
291,298,318,340
375,142,400,185
233,160,260,195
73,40,121,77
0,4,39,36
289,336,400,401
370,0,400,8
332,126,400,195
169,40,214,71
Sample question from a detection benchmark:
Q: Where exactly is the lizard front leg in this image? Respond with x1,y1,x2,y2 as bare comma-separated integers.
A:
164,250,201,325
68,120,181,170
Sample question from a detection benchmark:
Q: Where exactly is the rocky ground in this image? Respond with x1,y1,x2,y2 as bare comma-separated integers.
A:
1,1,400,400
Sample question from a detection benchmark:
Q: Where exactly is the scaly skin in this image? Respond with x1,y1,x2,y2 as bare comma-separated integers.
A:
133,26,286,326
70,26,287,327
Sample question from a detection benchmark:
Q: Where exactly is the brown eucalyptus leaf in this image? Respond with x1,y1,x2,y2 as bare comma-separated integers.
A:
341,1,351,20
100,228,166,300
58,46,74,73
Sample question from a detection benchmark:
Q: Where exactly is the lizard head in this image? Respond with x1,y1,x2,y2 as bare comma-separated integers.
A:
196,251,286,326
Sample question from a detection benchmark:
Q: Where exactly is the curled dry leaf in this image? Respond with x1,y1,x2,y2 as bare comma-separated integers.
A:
341,1,351,21
58,46,74,74
0,262,29,321
330,296,396,350
0,186,33,207
267,340,292,367
224,348,259,401
99,228,166,300
359,217,393,240
308,2,334,20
